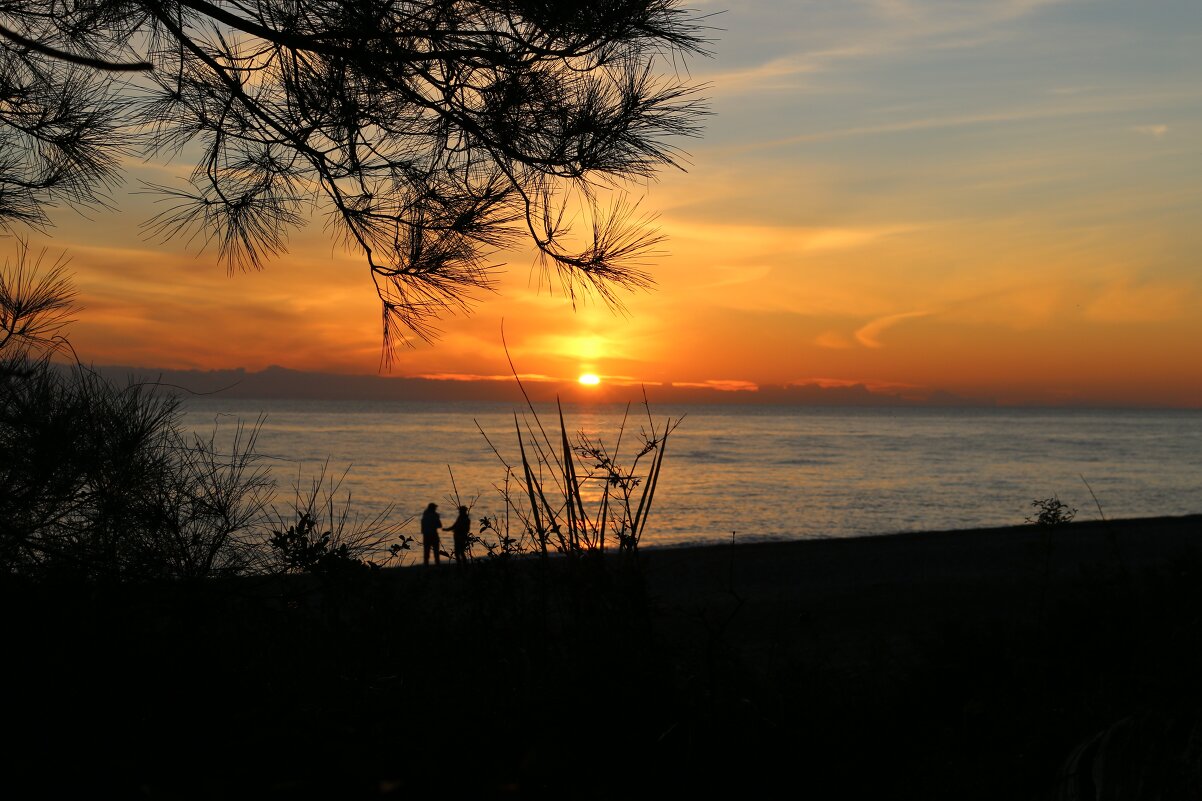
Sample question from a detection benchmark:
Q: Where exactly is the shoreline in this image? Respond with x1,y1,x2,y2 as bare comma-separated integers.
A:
638,512,1202,597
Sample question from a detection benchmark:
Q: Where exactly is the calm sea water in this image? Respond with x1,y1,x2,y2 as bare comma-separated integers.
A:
181,399,1202,549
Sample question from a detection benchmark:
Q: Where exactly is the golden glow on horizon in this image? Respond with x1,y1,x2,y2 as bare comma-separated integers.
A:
578,373,601,386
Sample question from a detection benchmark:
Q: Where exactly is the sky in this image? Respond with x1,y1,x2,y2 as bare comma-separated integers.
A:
33,0,1202,406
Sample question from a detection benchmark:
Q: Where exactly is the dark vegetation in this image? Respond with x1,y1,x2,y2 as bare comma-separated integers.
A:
1,243,410,581
7,513,1202,799
1028,495,1078,528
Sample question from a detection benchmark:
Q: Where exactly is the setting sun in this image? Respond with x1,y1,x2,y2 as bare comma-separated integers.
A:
578,373,601,386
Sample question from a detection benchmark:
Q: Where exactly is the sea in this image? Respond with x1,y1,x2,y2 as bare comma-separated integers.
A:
181,399,1202,550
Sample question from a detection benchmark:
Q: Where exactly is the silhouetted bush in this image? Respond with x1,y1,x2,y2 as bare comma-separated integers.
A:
475,374,681,557
264,464,412,574
1,242,409,581
1,357,272,580
1027,496,1078,527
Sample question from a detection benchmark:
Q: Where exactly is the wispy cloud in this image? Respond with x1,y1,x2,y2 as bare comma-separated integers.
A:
671,379,760,392
855,311,931,348
789,375,921,392
815,331,855,349
1133,124,1169,139
697,0,1073,97
696,54,823,94
662,219,916,253
803,225,916,252
1083,280,1193,323
413,372,557,383
729,97,1182,154
856,0,1078,56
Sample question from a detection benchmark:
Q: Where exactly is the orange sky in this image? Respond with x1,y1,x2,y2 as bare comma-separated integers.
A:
26,0,1202,407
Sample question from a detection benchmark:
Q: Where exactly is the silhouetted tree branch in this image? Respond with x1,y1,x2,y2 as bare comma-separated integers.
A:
0,0,709,357
0,240,76,370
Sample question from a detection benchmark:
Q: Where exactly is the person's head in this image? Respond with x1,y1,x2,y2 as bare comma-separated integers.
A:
427,502,437,511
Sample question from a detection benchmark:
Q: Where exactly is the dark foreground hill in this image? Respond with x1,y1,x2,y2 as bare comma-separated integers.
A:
4,514,1202,799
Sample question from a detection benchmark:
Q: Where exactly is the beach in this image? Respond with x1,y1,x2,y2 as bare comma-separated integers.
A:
640,514,1202,798
5,514,1202,799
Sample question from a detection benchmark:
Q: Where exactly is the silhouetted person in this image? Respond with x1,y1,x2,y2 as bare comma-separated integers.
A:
445,505,471,565
421,503,442,565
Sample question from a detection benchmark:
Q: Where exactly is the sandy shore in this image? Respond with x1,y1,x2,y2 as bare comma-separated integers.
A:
639,514,1202,693
641,513,1202,603
5,514,1201,799
631,514,1202,797
639,515,1202,629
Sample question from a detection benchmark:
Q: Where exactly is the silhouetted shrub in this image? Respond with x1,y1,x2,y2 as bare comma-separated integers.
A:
264,465,412,574
1,357,273,579
2,243,416,581
476,378,681,557
1027,496,1077,527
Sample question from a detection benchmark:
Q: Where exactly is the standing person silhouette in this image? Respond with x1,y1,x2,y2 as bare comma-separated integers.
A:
445,505,471,565
421,503,442,565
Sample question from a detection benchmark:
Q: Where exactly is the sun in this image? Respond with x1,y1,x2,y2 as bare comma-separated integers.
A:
578,373,601,386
